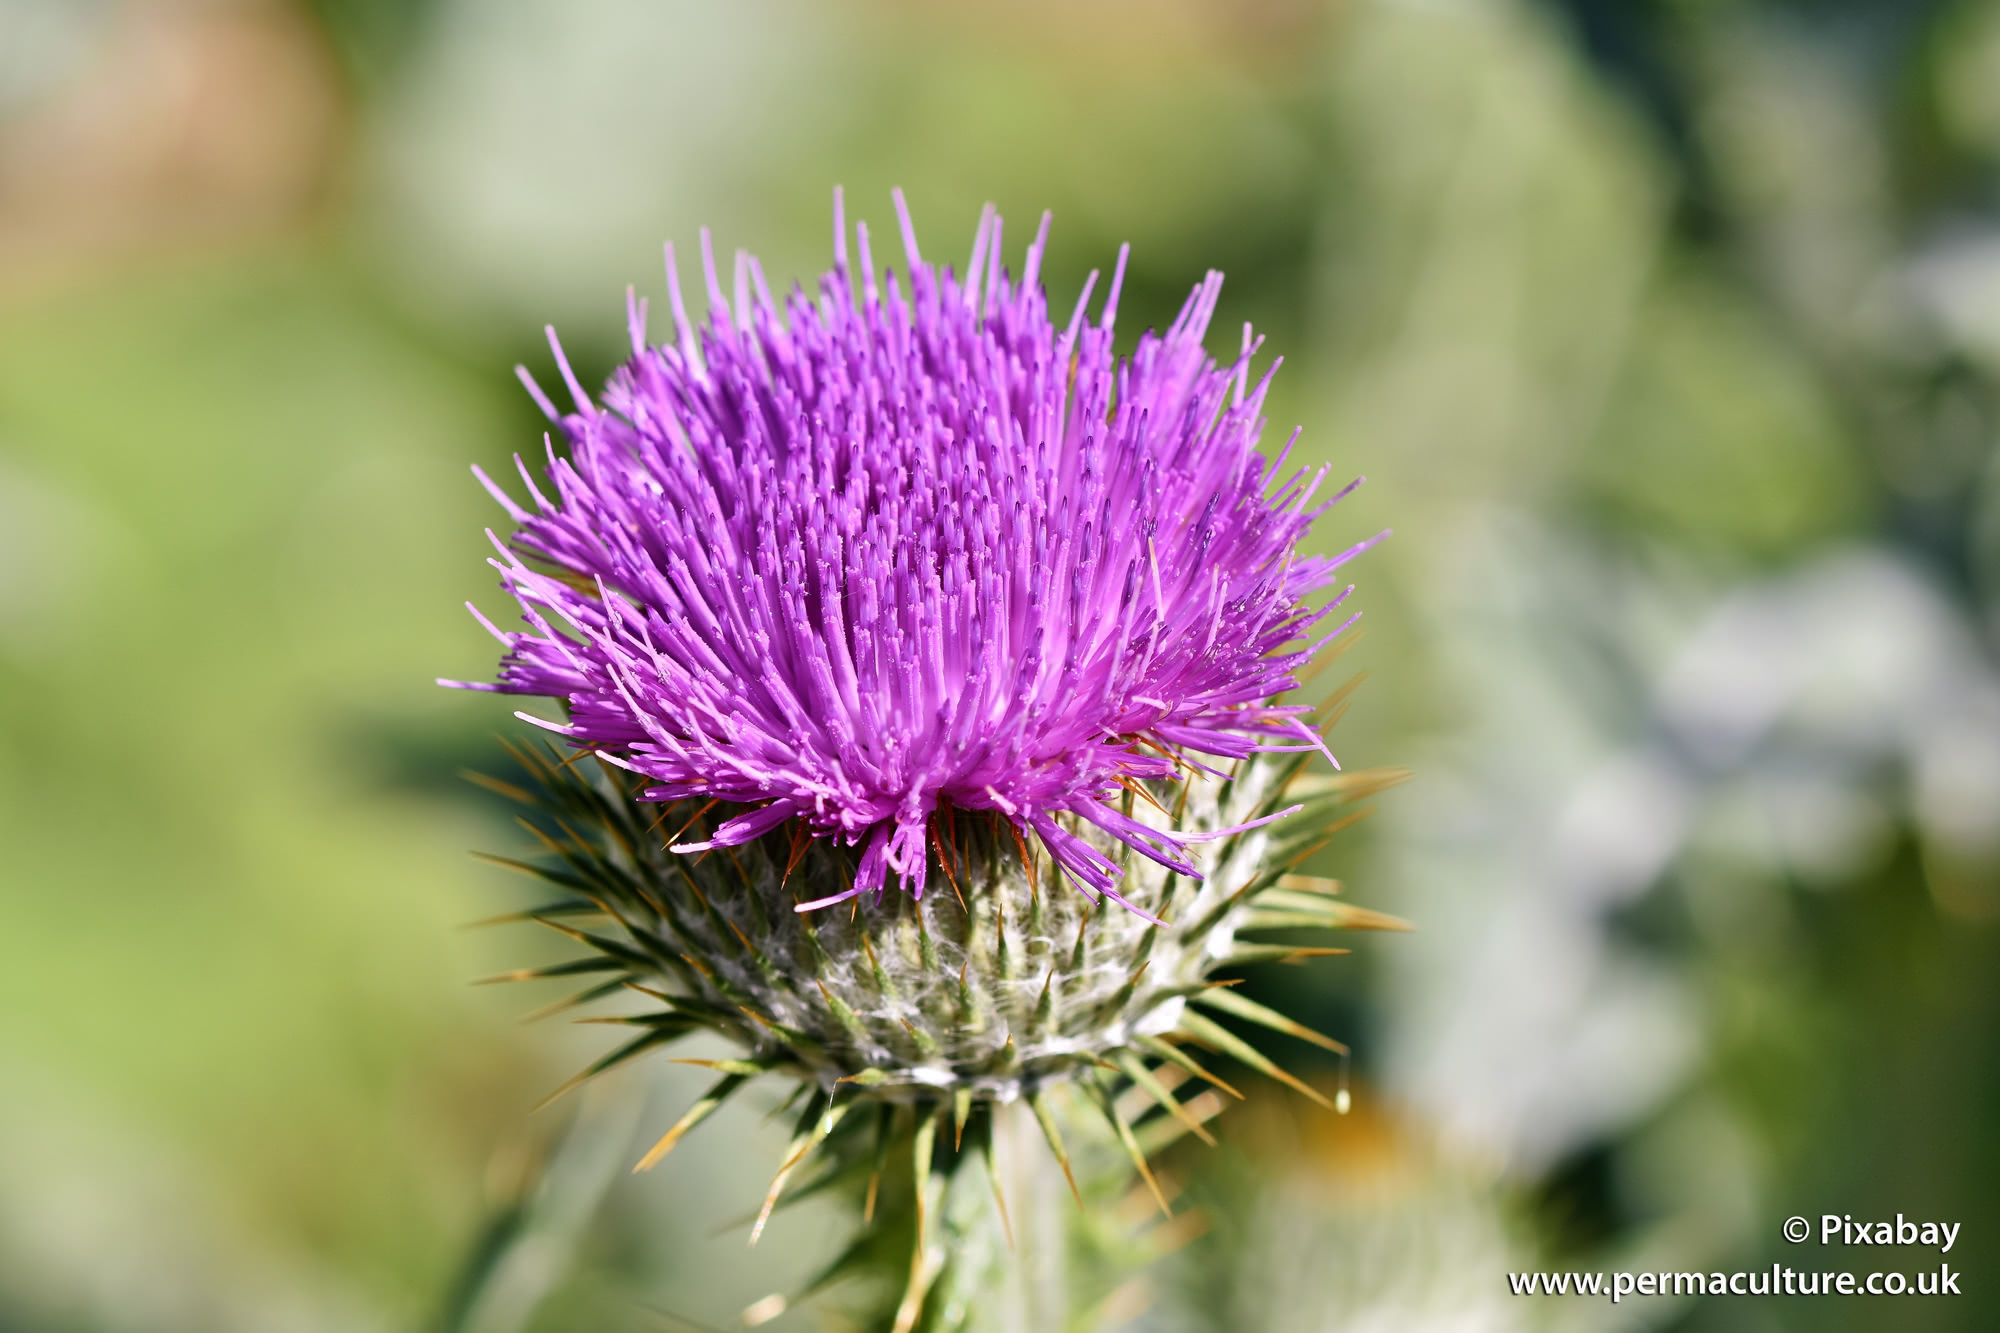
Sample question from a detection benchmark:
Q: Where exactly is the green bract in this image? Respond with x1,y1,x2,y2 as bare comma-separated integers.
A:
476,742,1404,1327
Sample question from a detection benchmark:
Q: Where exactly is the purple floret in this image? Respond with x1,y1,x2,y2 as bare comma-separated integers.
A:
447,190,1381,916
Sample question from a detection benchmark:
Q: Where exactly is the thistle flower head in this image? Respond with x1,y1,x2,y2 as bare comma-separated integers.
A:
451,190,1380,914
449,193,1399,1325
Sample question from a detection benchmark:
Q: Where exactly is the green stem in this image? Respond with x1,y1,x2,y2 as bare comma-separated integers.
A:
997,1100,1070,1333
909,1098,1096,1332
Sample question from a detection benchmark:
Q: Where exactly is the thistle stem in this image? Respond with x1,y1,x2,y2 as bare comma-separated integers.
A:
897,1094,1123,1331
996,1100,1070,1333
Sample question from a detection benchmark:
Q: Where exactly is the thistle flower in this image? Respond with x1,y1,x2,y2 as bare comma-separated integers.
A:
451,189,1381,915
447,192,1398,1328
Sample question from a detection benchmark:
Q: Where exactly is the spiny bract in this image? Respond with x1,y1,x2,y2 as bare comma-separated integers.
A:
473,742,1404,1323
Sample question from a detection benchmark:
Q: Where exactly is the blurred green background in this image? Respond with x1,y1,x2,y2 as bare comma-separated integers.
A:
3,0,1998,1329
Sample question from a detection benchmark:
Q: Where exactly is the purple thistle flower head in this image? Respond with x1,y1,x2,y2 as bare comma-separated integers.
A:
449,190,1381,916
